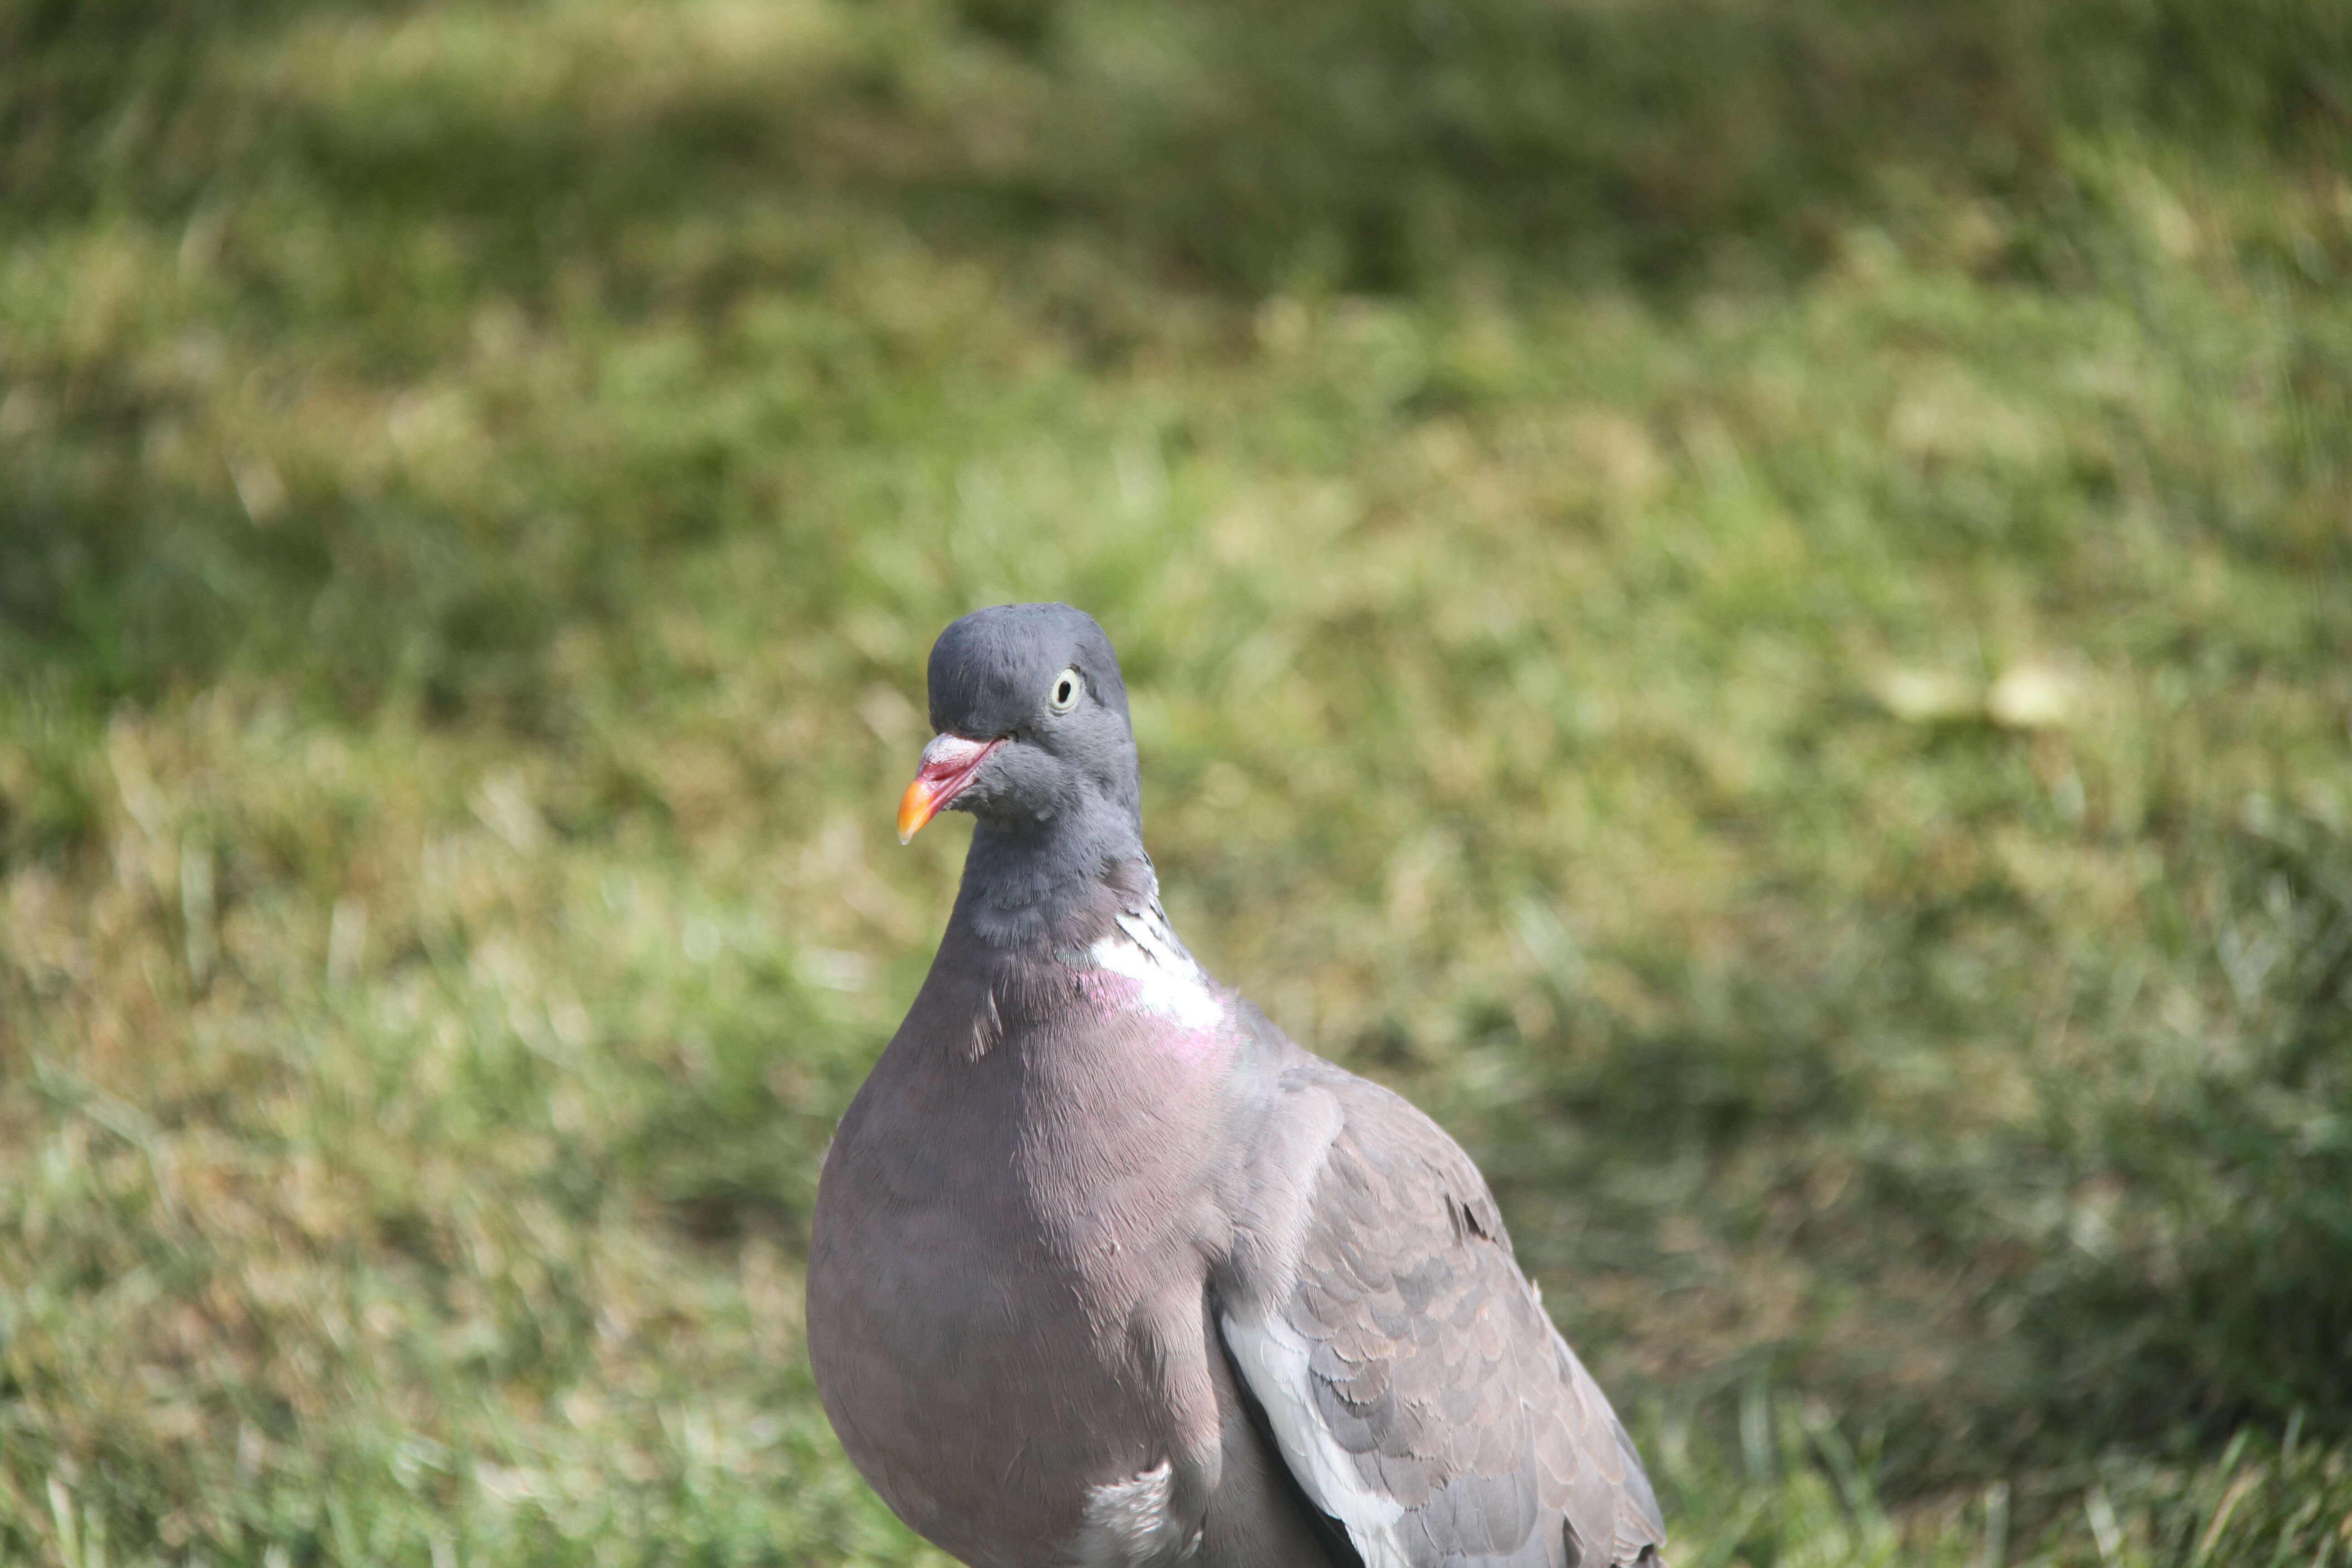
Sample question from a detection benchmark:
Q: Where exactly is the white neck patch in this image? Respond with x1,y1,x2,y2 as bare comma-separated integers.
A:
1086,900,1225,1032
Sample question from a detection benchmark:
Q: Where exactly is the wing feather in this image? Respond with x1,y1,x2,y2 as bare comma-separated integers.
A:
1221,1067,1667,1568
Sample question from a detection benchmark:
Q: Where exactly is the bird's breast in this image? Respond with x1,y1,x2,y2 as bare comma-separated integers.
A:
809,1068,1218,1568
806,907,1254,1565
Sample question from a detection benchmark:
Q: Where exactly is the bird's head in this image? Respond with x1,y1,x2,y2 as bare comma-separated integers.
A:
897,603,1141,845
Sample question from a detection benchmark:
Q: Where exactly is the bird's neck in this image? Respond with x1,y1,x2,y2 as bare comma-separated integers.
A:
951,805,1150,951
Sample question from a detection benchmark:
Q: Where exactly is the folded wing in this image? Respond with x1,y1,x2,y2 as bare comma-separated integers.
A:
1219,1068,1666,1568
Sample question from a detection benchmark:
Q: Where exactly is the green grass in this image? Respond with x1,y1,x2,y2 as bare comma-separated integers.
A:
4,0,2351,1563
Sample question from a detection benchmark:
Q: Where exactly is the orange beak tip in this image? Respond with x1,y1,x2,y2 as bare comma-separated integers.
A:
897,780,938,844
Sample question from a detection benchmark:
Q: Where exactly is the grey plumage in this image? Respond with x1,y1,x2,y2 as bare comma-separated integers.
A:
808,603,1667,1568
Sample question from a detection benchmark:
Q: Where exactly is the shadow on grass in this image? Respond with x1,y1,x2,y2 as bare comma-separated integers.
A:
1480,798,2352,1493
2022,803,2352,1446
10,0,2350,274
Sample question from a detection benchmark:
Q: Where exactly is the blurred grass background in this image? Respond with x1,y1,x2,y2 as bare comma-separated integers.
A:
3,0,2350,1562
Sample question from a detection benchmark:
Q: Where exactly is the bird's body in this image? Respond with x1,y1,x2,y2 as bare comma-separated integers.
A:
808,605,1666,1568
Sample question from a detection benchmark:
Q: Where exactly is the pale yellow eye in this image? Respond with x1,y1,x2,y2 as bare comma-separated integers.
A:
1046,668,1082,714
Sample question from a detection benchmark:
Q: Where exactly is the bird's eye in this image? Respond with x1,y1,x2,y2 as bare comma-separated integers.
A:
1046,667,1083,714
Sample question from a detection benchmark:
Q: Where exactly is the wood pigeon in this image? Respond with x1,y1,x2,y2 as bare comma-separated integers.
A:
808,603,1667,1568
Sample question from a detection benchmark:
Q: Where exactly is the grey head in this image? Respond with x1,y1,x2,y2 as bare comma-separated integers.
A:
897,603,1147,946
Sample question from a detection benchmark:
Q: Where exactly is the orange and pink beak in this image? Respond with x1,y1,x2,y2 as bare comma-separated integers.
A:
897,733,1003,843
